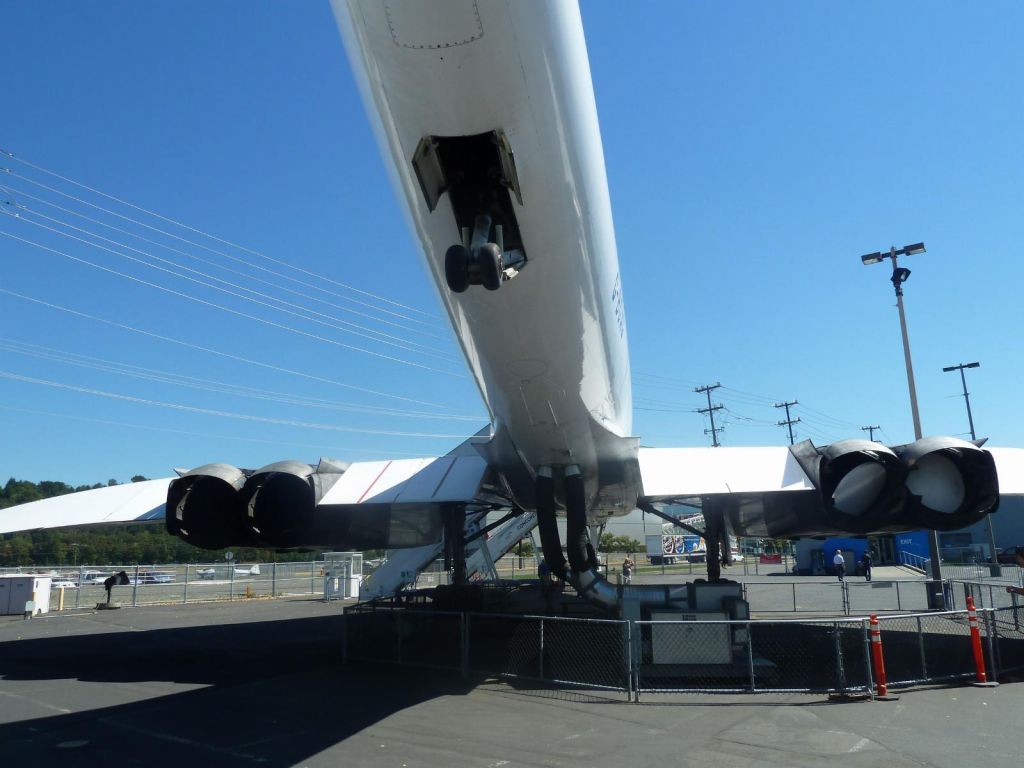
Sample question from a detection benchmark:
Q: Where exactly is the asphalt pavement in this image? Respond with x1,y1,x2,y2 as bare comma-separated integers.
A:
2,596,1022,767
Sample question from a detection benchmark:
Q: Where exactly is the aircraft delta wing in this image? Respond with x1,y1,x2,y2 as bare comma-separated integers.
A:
2,2,1022,607
3,439,1022,549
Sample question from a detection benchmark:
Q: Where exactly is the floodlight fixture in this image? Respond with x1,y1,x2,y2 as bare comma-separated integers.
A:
892,266,912,286
861,251,884,265
901,242,926,256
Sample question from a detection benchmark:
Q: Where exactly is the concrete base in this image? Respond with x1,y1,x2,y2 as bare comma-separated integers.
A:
95,602,122,610
827,691,871,702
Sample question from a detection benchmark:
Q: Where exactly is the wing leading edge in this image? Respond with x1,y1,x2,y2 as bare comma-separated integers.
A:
0,454,494,549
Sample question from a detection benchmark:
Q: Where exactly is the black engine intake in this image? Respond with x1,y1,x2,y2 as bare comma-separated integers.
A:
165,457,445,552
165,463,254,549
895,436,999,530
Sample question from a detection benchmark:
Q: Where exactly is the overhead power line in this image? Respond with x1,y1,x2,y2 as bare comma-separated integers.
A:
2,151,439,321
0,287,457,410
0,337,484,422
0,185,444,339
1,204,456,361
0,370,480,439
0,228,464,377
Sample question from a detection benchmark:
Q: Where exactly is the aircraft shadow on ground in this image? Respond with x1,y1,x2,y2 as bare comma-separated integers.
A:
0,615,475,766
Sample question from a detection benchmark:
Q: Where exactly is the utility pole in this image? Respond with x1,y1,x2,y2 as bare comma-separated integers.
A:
774,400,800,445
942,361,998,573
861,425,881,442
695,382,724,447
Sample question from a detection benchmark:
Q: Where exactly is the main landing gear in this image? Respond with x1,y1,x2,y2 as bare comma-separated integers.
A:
445,214,518,293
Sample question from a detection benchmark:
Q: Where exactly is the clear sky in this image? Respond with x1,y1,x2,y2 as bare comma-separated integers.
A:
2,1,1022,488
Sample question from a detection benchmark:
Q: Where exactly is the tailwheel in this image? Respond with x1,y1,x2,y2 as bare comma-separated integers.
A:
445,244,470,293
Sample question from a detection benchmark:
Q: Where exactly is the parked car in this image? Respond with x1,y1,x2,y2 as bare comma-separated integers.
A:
997,546,1024,565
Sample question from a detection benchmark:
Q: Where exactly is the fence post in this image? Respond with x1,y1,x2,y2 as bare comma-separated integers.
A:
539,617,545,682
624,620,633,699
229,564,235,601
272,562,277,597
341,612,348,664
183,564,190,604
916,615,928,680
792,583,797,613
833,621,847,694
460,613,469,680
132,565,139,607
861,618,875,699
746,621,756,692
396,611,403,664
896,580,902,612
983,608,999,683
632,620,642,701
76,565,84,609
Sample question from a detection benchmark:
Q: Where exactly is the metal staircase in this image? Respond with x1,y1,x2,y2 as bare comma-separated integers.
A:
358,510,537,601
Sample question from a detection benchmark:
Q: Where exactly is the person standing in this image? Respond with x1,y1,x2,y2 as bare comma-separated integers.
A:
833,550,845,582
861,551,873,582
622,554,635,585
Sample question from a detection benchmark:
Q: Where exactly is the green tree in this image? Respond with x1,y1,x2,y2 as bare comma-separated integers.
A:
600,533,643,553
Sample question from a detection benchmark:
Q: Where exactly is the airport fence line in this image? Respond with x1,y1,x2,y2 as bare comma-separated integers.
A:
741,579,934,615
945,578,1024,611
27,562,338,609
341,603,1024,698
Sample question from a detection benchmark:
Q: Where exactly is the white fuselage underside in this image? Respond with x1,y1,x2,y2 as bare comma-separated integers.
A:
333,0,636,512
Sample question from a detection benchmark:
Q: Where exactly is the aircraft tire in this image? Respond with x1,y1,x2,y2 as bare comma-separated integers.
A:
445,244,470,293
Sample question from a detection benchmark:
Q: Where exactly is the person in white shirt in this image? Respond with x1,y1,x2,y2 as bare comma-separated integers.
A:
833,550,845,582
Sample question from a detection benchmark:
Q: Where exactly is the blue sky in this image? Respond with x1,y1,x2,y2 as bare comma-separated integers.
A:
2,2,1022,487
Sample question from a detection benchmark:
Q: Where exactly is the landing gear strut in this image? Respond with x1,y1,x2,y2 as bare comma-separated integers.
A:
442,503,467,586
444,214,507,293
702,496,731,583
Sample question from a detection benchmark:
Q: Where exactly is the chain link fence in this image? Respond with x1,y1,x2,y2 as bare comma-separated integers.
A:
343,601,1024,698
741,579,932,615
26,561,334,609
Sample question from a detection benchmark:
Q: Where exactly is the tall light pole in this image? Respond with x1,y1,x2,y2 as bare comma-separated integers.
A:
861,242,944,592
943,361,998,573
942,362,980,440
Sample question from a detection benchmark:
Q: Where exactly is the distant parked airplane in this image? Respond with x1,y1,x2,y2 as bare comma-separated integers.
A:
195,564,261,580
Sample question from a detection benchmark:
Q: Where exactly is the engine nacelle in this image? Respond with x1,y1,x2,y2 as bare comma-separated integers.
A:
165,464,255,549
894,436,999,530
241,460,318,549
240,460,444,549
791,439,907,534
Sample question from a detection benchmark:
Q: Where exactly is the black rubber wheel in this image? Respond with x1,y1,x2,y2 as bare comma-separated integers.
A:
478,242,503,291
444,244,470,293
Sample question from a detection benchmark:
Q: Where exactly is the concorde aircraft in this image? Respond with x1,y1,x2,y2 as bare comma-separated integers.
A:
2,1,1023,607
